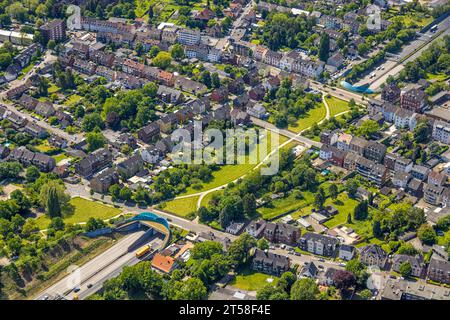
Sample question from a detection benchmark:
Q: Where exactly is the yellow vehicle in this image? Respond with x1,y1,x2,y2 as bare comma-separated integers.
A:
72,295,78,300
135,245,151,258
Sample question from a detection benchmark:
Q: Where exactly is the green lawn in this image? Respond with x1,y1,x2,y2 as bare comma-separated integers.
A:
258,191,315,220
35,141,58,154
161,196,199,218
325,96,350,118
322,193,359,228
426,73,448,82
52,153,69,163
35,197,122,229
48,84,60,94
230,267,279,291
179,131,288,196
287,102,326,133
65,94,82,106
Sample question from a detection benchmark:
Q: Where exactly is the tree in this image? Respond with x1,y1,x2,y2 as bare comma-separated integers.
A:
329,184,338,201
314,187,326,209
277,271,296,293
359,289,373,300
86,131,106,152
174,277,207,300
153,51,172,69
37,76,50,97
47,40,56,50
200,70,212,88
242,193,256,215
82,113,104,132
46,185,61,218
257,238,269,250
170,44,185,61
418,223,437,245
49,217,65,231
347,213,352,224
39,181,71,218
85,217,106,232
191,241,223,260
346,179,358,198
290,278,319,300
353,200,368,220
332,270,356,292
211,72,220,88
319,34,330,62
372,220,382,238
226,233,256,267
345,259,368,287
399,261,412,278
357,120,379,138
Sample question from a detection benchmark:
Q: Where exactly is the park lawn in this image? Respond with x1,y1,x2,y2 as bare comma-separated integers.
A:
161,196,199,218
288,102,326,133
259,191,315,220
35,197,122,229
325,96,350,118
322,193,359,228
230,267,279,291
65,94,83,106
179,131,288,196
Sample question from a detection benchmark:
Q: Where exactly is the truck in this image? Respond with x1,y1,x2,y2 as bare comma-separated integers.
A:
430,25,438,33
135,245,151,258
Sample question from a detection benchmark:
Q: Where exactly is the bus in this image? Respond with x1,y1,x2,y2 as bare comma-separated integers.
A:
135,245,151,258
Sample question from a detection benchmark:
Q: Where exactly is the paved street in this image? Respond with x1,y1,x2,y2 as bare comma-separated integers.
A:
0,52,84,144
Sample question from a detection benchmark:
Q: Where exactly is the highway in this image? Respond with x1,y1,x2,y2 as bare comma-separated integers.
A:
355,17,450,90
35,230,152,300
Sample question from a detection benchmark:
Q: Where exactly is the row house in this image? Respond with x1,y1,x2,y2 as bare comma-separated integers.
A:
252,249,290,276
75,147,113,178
117,154,144,179
392,254,426,278
343,152,361,171
73,58,97,75
336,133,352,151
364,141,387,163
137,122,160,144
18,94,39,111
161,26,179,44
411,165,430,181
35,101,55,118
89,168,119,194
292,59,324,79
89,49,115,68
24,122,48,138
8,147,55,172
432,120,450,144
394,156,413,174
81,16,132,34
381,83,401,103
157,85,184,104
393,108,416,130
96,66,116,82
349,136,369,156
262,50,282,68
392,171,412,189
320,130,339,146
400,87,426,113
5,111,28,129
263,222,301,246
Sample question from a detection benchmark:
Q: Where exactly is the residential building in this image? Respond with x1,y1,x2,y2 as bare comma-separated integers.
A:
251,249,290,276
151,253,178,274
381,83,401,103
177,28,201,45
298,232,339,257
40,19,66,42
428,170,447,186
117,154,144,179
137,122,160,143
359,244,388,269
394,157,413,173
263,222,301,246
75,148,113,178
381,278,450,300
432,120,450,144
355,157,389,186
364,141,386,163
339,244,356,261
411,165,430,181
427,257,450,285
89,168,119,194
349,136,369,155
423,183,444,205
400,87,426,112
246,220,267,238
392,254,426,278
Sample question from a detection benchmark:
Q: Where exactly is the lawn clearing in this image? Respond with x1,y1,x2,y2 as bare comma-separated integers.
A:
65,94,83,106
178,131,288,196
35,197,122,229
161,196,199,218
230,267,279,291
287,102,326,133
259,191,315,220
35,140,58,154
325,96,350,117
